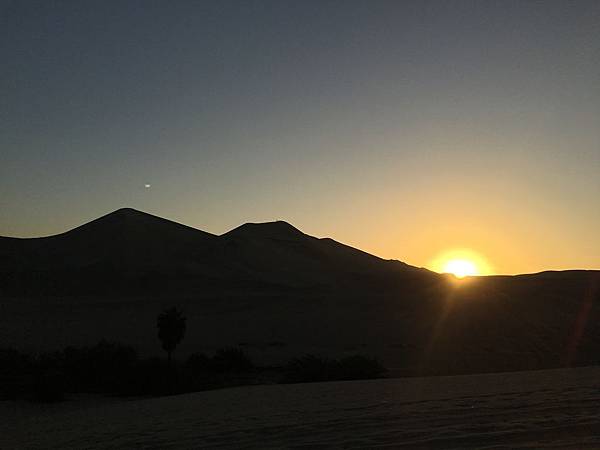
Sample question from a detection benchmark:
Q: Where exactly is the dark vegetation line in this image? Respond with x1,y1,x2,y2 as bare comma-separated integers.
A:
0,307,385,402
0,342,387,402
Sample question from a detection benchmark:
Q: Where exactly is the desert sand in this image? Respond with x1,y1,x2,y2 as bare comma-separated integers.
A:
2,366,599,449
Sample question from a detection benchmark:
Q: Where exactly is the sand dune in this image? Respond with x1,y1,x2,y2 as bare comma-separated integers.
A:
2,208,599,375
2,366,599,449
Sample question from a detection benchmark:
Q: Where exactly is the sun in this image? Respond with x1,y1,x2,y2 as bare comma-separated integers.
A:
442,259,478,278
429,249,492,278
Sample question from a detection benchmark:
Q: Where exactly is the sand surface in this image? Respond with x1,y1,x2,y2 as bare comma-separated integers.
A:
2,366,599,449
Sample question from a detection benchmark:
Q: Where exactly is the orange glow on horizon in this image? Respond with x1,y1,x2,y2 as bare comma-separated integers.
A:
430,249,493,277
442,259,478,278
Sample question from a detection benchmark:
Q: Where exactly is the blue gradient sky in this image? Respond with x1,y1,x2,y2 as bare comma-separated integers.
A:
1,0,599,274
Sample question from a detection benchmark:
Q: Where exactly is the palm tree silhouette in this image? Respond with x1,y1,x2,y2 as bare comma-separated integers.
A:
157,307,186,363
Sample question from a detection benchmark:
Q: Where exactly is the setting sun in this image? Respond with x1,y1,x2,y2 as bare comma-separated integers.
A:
442,259,478,278
430,249,492,277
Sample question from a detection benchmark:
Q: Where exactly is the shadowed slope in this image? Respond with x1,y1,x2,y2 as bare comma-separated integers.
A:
221,220,426,288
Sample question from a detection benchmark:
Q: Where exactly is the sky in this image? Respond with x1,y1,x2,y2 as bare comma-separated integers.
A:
1,0,599,275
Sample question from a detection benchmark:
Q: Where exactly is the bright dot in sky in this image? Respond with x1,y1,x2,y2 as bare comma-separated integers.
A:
442,259,478,278
144,184,151,188
430,249,492,278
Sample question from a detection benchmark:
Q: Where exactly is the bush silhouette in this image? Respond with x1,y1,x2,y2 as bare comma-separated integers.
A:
32,369,65,402
283,354,386,383
185,352,211,372
335,355,386,380
157,307,186,363
1,343,385,399
123,357,175,396
0,348,32,399
283,354,333,383
63,340,138,392
211,347,254,373
32,352,65,402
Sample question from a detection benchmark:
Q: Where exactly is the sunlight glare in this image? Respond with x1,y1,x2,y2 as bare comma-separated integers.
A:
442,259,478,278
430,249,492,278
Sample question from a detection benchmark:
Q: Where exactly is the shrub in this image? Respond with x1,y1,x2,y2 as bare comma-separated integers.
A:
185,352,211,372
31,352,65,402
334,355,387,380
0,348,32,399
282,354,333,383
63,340,138,393
282,354,386,384
121,357,175,396
211,347,254,373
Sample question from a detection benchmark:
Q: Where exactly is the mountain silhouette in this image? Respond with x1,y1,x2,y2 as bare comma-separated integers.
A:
1,208,216,269
221,219,423,289
0,208,226,294
0,208,425,295
0,208,599,375
223,220,305,240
